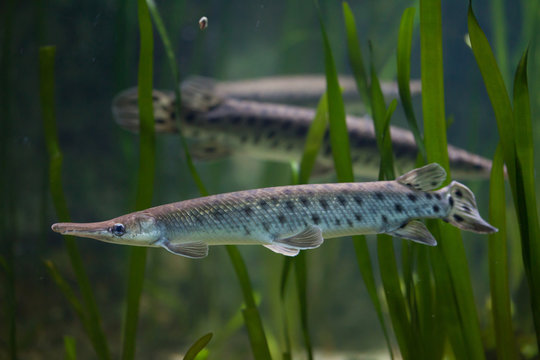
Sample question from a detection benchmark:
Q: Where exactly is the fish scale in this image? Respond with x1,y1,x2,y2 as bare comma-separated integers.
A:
51,164,497,258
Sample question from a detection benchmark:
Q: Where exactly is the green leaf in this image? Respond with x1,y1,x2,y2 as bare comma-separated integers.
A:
64,336,77,360
421,2,485,358
121,0,155,358
342,2,370,111
488,145,519,359
183,333,213,360
298,93,329,184
146,2,272,358
39,46,111,360
396,7,426,160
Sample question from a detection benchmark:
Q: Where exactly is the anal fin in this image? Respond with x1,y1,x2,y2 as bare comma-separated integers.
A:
388,220,437,246
263,244,300,256
160,240,209,258
274,225,324,249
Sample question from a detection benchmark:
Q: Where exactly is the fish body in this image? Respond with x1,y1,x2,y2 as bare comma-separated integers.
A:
113,77,493,179
52,164,497,258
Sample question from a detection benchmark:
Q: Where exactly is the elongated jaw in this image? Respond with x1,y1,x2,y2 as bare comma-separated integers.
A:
51,221,117,242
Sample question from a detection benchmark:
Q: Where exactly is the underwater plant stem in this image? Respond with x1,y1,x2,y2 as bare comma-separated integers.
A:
39,46,111,360
146,2,272,358
420,1,485,358
121,0,155,358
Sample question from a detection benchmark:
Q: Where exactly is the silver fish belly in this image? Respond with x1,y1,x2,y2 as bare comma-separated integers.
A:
112,77,493,179
51,164,497,259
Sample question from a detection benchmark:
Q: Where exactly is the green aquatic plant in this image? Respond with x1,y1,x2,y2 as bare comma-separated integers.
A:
39,46,111,360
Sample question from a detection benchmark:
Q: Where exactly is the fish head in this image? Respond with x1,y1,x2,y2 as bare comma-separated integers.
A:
51,212,162,247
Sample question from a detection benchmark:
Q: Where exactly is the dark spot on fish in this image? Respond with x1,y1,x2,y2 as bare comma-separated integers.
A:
185,112,196,124
205,146,216,153
155,118,166,124
258,200,269,209
473,164,484,170
353,195,363,206
247,117,256,126
334,218,341,226
244,206,253,216
152,94,160,101
319,199,329,210
394,203,404,213
263,222,270,232
453,214,464,222
208,117,220,124
455,189,463,198
434,194,441,200
243,225,251,235
347,219,353,227
302,220,308,227
281,121,292,131
375,192,384,201
277,214,287,224
283,189,292,195
449,196,454,207
285,200,295,211
212,208,225,218
425,193,432,200
299,197,309,206
261,119,272,127
381,215,388,224
231,116,242,125
194,214,204,224
463,206,470,212
336,196,347,206
433,205,440,213
311,214,321,225
270,196,279,204
352,155,360,163
286,143,294,151
295,126,308,137
399,222,407,229
431,181,437,186
407,194,417,202
267,131,276,139
354,213,362,222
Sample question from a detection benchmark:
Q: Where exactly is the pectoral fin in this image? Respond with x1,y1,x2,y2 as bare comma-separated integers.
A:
274,225,324,249
160,240,209,258
388,220,437,246
263,244,300,256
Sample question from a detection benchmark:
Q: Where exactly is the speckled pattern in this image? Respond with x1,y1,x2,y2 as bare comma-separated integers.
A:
147,180,449,245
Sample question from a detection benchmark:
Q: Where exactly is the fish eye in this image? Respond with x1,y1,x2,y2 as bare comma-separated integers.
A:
111,223,126,237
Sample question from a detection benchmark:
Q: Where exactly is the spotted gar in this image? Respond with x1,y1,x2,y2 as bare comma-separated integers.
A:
51,164,496,258
112,77,493,179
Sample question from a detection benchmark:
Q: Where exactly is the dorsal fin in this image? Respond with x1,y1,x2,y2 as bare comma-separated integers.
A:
274,225,324,249
181,76,224,112
396,163,447,191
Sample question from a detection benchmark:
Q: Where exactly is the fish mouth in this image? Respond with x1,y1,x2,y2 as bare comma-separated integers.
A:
51,221,115,240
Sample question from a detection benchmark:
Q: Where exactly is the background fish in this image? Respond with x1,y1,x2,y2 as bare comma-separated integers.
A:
113,76,494,179
51,164,496,258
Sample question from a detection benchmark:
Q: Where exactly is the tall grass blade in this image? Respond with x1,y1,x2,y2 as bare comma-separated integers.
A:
338,3,394,358
121,0,155,358
489,145,519,359
39,46,111,360
396,7,426,160
183,333,213,360
342,2,370,110
294,252,313,360
146,3,272,358
64,336,77,360
279,257,293,359
420,1,485,358
512,49,540,348
468,4,540,347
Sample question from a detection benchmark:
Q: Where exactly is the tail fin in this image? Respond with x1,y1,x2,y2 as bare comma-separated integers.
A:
441,181,497,234
111,88,177,133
